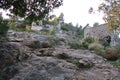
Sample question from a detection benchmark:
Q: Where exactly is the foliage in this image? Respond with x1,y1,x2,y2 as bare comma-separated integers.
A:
88,42,104,51
0,16,9,37
0,0,63,22
93,22,99,27
43,15,59,25
100,35,111,47
61,23,75,31
8,22,16,30
114,44,120,54
48,40,57,47
81,41,89,49
104,47,119,61
66,38,81,49
98,0,120,30
109,60,120,68
25,25,31,31
8,22,26,31
81,37,94,48
61,23,84,38
49,29,55,35
76,26,84,37
8,14,33,31
100,40,110,47
89,43,120,61
83,37,94,43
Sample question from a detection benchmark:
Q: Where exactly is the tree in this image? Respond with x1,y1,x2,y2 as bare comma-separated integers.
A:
0,13,9,36
98,0,120,30
0,0,63,22
42,14,59,25
93,22,99,27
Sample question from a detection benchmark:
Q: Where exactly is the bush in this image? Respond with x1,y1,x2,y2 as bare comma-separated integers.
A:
100,38,110,47
8,22,26,31
66,39,81,49
48,40,56,47
114,44,120,54
88,42,105,56
81,41,89,49
8,22,16,30
26,25,31,31
104,47,118,60
109,60,120,68
88,42,120,61
81,37,94,49
88,42,104,50
0,20,9,37
49,29,55,35
101,44,120,61
83,37,94,43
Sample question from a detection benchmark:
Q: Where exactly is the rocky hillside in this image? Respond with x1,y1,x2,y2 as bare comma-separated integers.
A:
0,41,120,80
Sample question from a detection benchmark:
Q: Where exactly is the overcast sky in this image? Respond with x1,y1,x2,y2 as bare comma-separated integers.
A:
52,0,105,27
1,0,105,27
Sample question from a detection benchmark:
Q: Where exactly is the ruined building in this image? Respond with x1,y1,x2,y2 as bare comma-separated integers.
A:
84,24,120,46
84,24,111,40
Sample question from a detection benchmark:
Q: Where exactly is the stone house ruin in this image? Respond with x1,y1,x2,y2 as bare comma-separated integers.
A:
84,24,111,40
84,24,120,46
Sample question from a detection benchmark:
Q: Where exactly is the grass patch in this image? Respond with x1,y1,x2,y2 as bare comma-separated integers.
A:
109,60,120,68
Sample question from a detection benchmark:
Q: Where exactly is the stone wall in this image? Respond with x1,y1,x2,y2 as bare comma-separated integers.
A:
84,24,120,46
84,24,111,40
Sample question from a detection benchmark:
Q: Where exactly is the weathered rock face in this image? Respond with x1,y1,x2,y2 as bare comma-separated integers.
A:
9,47,120,80
7,31,67,48
10,57,77,80
0,42,29,80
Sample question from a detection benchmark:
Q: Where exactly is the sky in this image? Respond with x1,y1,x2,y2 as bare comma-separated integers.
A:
1,0,105,27
51,0,105,27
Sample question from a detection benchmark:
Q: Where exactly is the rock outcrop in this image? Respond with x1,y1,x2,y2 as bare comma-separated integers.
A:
9,47,120,80
0,42,29,80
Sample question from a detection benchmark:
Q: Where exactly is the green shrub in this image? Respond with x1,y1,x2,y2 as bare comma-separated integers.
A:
61,25,69,31
66,39,81,49
101,40,110,47
8,22,16,30
114,44,120,54
88,43,120,61
109,60,120,68
81,37,94,49
8,22,26,31
0,21,9,37
88,42,106,57
49,29,55,35
83,37,94,43
48,40,56,47
81,41,89,49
